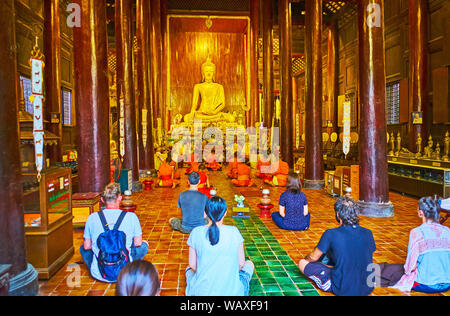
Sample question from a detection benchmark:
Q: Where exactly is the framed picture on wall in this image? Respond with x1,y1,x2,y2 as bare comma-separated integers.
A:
412,111,423,125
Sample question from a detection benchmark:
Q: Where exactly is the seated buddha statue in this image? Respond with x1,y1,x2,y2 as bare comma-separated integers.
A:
184,59,236,124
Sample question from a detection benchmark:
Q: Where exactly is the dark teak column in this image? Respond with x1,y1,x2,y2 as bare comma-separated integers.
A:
408,0,428,150
0,0,38,296
44,0,62,163
73,0,111,193
262,0,274,128
150,0,163,130
357,0,393,217
116,0,140,189
303,0,324,189
278,0,294,167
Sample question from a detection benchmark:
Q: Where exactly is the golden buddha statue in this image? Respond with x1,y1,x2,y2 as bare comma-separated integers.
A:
443,131,449,161
184,58,236,124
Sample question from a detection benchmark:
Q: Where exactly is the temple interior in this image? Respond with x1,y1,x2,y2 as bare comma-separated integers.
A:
0,0,449,297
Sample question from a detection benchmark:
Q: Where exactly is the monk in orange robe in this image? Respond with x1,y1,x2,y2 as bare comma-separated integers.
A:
256,159,273,181
157,158,180,188
169,159,181,180
206,150,222,171
227,157,239,179
231,162,254,187
265,159,289,187
197,164,213,197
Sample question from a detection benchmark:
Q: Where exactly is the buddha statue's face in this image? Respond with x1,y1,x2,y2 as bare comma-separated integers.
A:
202,65,215,83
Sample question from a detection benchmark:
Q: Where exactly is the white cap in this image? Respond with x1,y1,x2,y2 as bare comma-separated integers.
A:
345,187,352,193
210,190,217,196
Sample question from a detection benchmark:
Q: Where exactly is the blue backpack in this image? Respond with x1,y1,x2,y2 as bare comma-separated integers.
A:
96,210,130,282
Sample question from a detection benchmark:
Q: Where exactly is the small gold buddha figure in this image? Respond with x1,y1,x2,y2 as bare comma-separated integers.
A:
395,132,401,156
424,135,434,159
389,132,395,156
184,58,236,124
416,133,422,158
443,131,449,161
434,143,441,160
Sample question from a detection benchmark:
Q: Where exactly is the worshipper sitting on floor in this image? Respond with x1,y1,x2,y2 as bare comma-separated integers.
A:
206,149,222,171
170,172,209,234
156,156,180,188
272,172,310,231
115,260,161,296
393,196,450,294
298,196,376,296
230,160,254,187
80,183,148,283
264,157,289,187
185,196,255,296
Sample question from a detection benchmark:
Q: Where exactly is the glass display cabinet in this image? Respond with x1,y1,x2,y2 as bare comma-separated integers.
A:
23,167,74,280
388,157,450,198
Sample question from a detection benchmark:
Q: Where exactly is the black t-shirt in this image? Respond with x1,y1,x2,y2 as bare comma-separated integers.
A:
317,225,376,296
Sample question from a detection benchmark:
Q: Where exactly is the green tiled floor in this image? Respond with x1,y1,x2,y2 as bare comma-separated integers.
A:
230,215,319,296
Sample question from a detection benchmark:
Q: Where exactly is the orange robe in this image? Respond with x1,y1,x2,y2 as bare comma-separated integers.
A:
270,160,289,187
227,158,238,179
231,163,254,187
206,154,221,171
256,159,273,181
157,162,179,187
170,161,181,179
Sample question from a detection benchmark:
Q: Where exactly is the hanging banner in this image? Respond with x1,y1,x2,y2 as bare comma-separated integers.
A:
142,109,148,148
30,45,45,182
119,94,125,160
342,101,351,157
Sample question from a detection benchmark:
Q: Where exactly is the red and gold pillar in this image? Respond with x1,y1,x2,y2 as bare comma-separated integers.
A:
249,0,260,127
303,0,324,189
278,0,294,167
0,0,39,296
73,0,111,193
44,0,62,163
408,0,428,150
262,0,274,128
150,0,163,132
137,0,155,170
357,0,393,217
116,0,140,187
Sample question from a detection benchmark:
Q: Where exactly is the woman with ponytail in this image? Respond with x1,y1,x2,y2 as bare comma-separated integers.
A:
393,196,450,293
185,196,254,296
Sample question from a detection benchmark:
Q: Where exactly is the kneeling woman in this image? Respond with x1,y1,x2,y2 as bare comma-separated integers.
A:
272,172,310,231
185,196,254,296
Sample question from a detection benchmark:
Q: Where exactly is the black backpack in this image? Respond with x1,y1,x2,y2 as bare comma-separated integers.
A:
96,210,130,282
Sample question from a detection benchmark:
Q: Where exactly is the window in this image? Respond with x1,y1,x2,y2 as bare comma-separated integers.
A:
386,82,400,124
61,88,73,126
20,76,33,114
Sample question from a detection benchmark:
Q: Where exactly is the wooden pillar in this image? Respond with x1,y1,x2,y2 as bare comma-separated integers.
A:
161,0,169,131
250,0,260,127
357,0,393,217
137,0,155,170
44,0,62,163
326,22,339,134
278,0,294,167
303,0,324,189
73,0,111,193
150,0,163,132
408,0,428,150
262,0,274,127
0,0,38,295
116,0,140,186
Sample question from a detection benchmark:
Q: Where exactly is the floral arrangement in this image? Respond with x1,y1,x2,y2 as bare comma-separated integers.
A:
234,195,245,208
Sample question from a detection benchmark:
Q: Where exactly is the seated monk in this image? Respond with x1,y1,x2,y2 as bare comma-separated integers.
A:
197,164,213,198
227,157,239,179
185,151,199,175
265,159,289,187
157,157,180,188
206,149,222,171
231,162,254,187
169,158,181,180
256,158,273,182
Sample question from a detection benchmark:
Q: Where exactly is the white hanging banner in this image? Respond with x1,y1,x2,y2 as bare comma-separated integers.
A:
119,94,125,160
30,50,45,182
342,101,351,157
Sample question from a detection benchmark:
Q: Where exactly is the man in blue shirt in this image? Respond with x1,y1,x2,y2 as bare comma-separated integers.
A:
298,196,376,296
170,172,209,234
